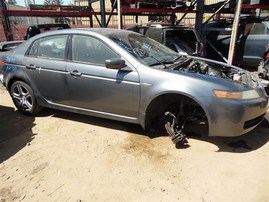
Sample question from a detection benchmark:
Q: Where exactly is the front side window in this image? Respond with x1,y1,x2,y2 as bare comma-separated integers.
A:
28,35,68,59
72,35,120,65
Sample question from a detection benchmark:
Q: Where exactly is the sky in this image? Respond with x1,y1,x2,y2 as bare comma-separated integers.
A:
16,0,72,7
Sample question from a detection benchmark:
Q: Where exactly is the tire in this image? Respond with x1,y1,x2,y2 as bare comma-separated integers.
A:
10,81,42,115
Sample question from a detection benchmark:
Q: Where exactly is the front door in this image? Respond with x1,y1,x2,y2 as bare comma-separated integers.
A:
66,34,140,118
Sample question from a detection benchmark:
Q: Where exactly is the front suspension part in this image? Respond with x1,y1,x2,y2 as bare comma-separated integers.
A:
164,111,188,146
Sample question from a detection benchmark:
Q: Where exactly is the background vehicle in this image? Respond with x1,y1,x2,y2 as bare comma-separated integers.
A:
0,28,267,146
128,24,205,56
24,23,70,40
258,43,269,80
258,43,269,94
0,41,24,52
203,16,269,69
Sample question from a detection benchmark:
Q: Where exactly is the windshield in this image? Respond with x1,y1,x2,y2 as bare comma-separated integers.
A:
108,32,181,66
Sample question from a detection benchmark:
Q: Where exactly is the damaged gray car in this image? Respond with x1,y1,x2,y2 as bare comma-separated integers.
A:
0,28,268,145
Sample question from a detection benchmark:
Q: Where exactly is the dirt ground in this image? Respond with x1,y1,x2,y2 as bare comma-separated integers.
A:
0,83,268,202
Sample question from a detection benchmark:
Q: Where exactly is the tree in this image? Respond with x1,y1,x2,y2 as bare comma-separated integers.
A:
53,0,64,5
44,0,63,5
44,0,53,5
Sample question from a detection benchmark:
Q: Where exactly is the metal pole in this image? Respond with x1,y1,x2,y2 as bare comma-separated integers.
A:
195,0,204,37
228,0,242,65
106,0,117,27
117,0,121,29
176,0,197,26
88,0,93,27
203,0,231,25
100,0,106,27
0,0,13,41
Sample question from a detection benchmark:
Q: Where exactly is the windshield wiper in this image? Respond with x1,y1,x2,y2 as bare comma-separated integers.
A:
149,56,169,68
173,55,186,62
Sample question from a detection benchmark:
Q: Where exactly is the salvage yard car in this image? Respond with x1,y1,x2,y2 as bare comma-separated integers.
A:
0,28,268,145
24,23,71,40
0,40,24,52
203,16,269,69
128,24,205,56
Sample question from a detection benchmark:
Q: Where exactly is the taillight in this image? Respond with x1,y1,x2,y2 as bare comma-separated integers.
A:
265,53,269,59
0,61,5,65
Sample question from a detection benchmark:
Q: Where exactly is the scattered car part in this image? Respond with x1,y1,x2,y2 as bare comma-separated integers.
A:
164,111,188,146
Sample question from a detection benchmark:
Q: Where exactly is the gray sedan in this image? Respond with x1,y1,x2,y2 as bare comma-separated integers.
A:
0,28,268,145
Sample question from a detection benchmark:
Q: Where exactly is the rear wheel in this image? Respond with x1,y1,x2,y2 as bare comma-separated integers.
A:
10,81,42,115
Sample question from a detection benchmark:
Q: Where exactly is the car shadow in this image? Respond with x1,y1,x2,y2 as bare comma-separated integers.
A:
36,108,149,136
38,108,269,153
188,118,269,153
0,106,36,163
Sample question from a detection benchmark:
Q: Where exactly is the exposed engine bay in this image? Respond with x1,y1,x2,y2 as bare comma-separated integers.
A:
173,57,257,87
164,57,260,146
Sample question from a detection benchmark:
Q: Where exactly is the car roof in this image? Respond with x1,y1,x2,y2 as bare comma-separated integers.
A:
43,28,132,35
30,23,70,29
27,28,137,41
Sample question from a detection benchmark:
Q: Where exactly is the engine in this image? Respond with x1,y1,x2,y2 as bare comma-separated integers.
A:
178,58,245,82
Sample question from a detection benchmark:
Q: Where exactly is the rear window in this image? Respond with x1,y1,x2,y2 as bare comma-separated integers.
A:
165,30,198,54
249,23,266,35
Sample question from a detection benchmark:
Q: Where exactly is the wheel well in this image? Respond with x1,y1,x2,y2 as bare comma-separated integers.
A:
7,78,24,91
145,93,208,134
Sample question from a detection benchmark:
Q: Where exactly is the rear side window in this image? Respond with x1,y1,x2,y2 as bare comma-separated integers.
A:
28,35,68,60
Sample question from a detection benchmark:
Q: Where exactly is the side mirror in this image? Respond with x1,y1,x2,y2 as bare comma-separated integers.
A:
105,58,133,72
105,58,126,70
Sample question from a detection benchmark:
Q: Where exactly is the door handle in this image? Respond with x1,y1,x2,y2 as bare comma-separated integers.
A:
26,64,37,70
70,70,82,77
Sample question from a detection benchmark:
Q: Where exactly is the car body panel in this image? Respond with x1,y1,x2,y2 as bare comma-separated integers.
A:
66,62,140,117
0,41,24,52
23,56,69,105
0,28,268,137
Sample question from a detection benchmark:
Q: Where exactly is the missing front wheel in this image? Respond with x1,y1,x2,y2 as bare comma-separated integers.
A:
164,111,188,146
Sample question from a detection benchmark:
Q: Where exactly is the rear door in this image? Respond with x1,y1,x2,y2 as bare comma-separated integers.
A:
66,34,140,118
24,34,69,105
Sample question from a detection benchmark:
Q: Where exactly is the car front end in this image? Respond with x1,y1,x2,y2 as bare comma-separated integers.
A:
200,86,268,137
173,57,268,137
